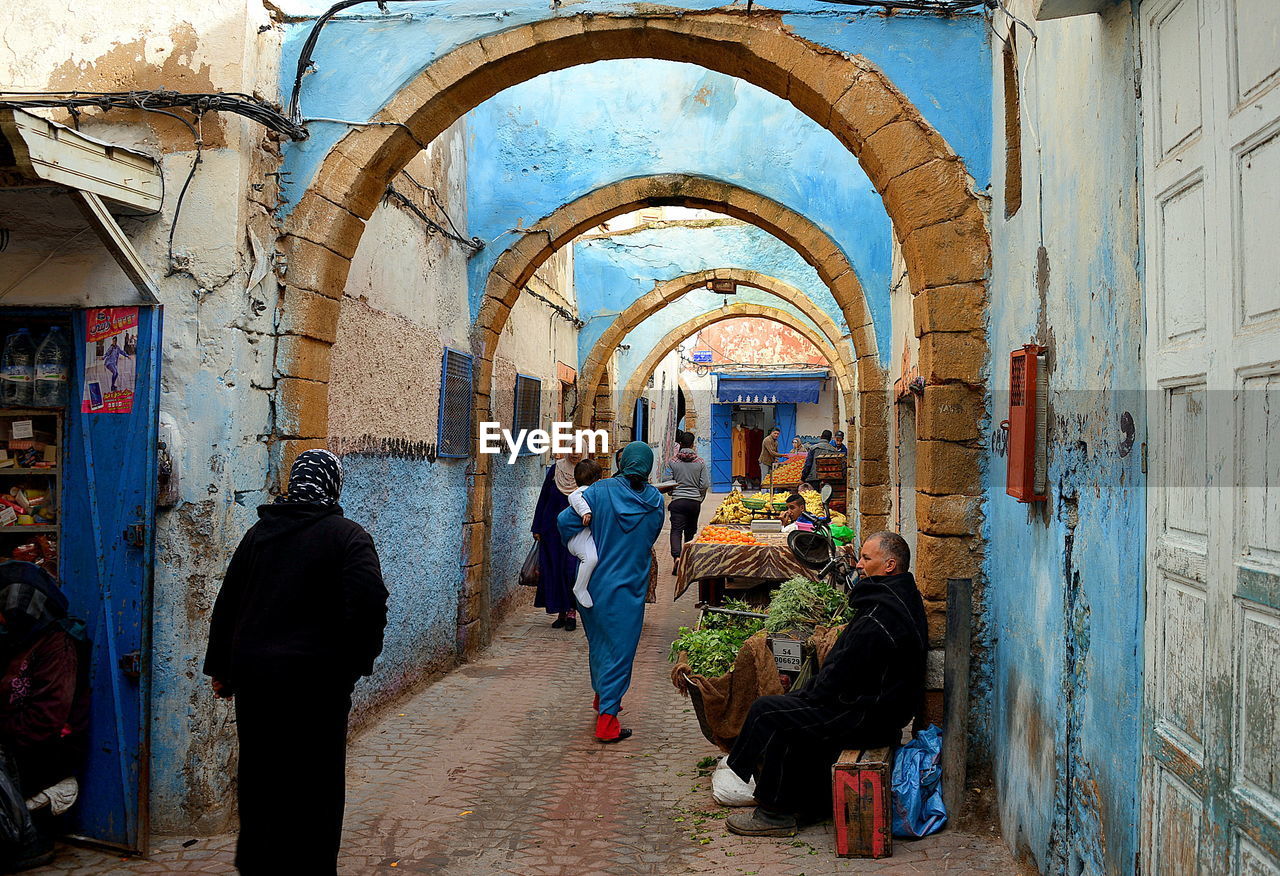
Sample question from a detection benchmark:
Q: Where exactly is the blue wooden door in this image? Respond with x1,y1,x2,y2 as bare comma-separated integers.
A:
62,306,160,852
710,404,733,491
775,404,797,455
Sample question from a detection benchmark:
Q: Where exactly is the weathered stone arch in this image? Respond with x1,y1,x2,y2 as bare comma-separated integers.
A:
279,10,989,648
614,303,848,443
577,267,862,501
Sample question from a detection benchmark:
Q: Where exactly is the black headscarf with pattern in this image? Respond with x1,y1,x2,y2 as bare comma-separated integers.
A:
277,449,343,506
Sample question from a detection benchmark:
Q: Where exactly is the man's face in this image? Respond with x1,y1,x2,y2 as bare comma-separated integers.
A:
855,536,896,577
770,430,780,439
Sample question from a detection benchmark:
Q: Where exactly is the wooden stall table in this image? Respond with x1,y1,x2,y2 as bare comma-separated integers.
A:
674,525,812,604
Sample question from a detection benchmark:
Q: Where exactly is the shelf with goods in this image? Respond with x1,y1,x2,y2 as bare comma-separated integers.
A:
0,409,62,575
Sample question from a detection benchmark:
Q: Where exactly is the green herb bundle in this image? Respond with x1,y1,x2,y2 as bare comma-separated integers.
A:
668,599,765,676
763,576,853,636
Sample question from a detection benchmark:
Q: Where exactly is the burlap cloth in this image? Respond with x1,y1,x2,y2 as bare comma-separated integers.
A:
670,624,848,751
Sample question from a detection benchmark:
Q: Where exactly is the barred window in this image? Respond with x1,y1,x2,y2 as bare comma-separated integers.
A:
513,374,542,456
437,349,473,458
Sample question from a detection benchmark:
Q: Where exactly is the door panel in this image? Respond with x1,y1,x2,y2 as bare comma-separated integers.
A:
710,404,732,491
1143,0,1280,869
61,306,159,852
775,403,797,453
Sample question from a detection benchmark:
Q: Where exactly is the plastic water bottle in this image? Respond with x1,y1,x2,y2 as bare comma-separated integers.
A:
34,327,70,407
1,328,37,407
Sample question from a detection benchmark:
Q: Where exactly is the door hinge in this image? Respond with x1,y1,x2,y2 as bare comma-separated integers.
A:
122,523,145,548
1140,442,1148,474
118,651,142,680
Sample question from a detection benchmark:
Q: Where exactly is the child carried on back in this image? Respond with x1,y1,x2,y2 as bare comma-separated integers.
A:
565,457,602,609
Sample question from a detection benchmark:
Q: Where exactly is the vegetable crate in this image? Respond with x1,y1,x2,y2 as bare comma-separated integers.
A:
815,455,848,482
833,746,894,858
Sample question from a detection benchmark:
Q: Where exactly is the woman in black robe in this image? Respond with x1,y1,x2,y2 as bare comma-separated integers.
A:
204,449,388,875
531,452,581,631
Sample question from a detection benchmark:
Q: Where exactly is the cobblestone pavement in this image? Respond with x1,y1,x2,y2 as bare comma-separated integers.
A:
42,499,1014,874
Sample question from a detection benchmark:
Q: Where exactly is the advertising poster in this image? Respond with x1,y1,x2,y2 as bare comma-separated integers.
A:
81,307,139,414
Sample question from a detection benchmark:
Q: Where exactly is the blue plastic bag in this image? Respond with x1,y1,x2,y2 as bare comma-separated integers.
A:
891,724,948,838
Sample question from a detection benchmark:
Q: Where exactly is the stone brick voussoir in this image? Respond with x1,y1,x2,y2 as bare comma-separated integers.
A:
917,383,985,442
287,193,366,262
913,283,988,334
917,441,982,497
917,492,983,537
279,234,351,299
900,203,990,288
833,70,906,158
919,330,987,387
882,158,974,238
275,334,332,383
279,286,340,343
276,377,330,438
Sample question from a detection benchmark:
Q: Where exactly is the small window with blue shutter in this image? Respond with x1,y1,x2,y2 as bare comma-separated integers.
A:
513,374,542,456
437,349,473,458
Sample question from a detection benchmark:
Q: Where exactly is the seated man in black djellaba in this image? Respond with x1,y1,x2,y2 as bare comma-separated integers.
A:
725,531,927,838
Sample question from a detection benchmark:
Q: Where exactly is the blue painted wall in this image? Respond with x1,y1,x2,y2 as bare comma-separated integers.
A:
462,59,894,354
488,457,545,610
573,224,840,367
341,455,468,715
981,8,1144,875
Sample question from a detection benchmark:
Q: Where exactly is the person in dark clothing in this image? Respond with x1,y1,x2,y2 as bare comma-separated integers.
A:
204,449,388,876
532,452,582,631
663,432,709,572
725,532,926,838
0,562,90,871
800,429,840,485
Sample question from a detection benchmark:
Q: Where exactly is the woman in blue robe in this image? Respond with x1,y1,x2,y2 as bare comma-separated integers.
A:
558,442,664,742
532,455,580,630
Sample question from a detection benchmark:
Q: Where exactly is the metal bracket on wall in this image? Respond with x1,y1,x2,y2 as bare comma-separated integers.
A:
69,189,161,304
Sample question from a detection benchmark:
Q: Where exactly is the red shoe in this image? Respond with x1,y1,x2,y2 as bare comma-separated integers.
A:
593,693,599,712
595,713,632,743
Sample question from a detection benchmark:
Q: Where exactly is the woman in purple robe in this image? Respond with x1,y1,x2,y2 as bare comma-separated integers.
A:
531,452,581,630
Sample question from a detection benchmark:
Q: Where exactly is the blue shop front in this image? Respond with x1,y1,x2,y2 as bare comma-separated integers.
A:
1,109,162,852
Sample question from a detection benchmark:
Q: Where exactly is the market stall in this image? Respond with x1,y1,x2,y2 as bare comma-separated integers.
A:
674,527,814,602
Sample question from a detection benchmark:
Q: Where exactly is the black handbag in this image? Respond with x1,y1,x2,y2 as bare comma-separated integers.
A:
519,542,541,588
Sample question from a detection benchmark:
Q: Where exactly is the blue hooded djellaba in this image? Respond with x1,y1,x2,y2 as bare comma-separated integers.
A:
558,442,664,736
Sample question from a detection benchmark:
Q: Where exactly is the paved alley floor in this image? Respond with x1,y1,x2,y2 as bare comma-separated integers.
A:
44,498,1015,875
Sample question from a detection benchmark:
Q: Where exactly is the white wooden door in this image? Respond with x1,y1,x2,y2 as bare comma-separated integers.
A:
1141,0,1280,872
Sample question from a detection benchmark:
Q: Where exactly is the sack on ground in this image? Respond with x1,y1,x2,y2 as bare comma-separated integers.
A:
0,747,37,848
711,756,757,807
519,543,540,588
891,724,948,838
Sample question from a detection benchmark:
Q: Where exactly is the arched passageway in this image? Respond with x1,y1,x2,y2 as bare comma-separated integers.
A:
279,11,989,649
577,268,862,514
612,303,850,446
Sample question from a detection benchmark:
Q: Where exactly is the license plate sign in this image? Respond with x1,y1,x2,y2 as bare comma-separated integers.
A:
771,638,803,672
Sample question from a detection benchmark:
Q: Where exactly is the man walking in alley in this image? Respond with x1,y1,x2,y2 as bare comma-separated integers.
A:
725,532,926,837
800,429,840,486
203,449,388,875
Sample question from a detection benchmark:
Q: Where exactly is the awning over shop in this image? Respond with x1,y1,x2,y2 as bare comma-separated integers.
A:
715,371,829,404
1,107,162,303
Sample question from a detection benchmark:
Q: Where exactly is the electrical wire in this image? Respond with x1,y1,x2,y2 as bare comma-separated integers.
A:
382,184,484,253
0,89,306,140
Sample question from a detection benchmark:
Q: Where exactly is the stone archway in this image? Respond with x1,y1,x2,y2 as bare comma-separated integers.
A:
472,177,883,560
613,303,849,441
577,268,861,499
279,10,989,648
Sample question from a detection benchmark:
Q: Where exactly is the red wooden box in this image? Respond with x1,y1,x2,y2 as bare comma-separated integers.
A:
832,746,893,858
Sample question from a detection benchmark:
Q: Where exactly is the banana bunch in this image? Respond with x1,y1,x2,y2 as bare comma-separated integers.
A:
710,490,755,525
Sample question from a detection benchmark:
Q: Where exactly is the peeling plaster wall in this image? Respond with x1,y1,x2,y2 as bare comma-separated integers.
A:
0,0,291,833
327,126,479,726
983,5,1144,874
